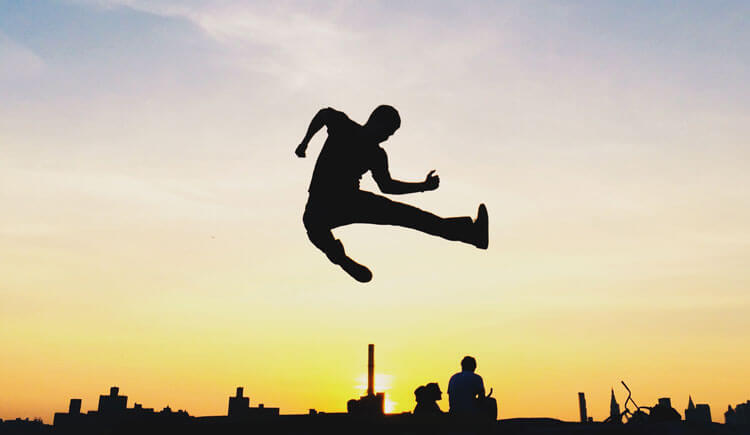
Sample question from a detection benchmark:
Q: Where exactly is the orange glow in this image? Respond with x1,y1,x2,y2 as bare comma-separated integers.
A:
355,374,396,413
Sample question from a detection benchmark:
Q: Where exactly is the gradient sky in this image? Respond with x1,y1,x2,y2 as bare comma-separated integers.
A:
2,0,749,423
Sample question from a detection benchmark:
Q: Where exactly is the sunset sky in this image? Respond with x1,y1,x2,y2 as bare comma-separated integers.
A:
2,0,749,423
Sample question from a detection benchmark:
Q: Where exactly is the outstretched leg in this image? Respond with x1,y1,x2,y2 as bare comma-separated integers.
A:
303,203,373,283
302,192,487,282
342,192,488,248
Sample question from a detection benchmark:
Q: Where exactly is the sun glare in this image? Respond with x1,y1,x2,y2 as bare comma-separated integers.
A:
354,374,397,413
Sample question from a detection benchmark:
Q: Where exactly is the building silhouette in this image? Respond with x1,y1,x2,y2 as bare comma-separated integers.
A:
7,346,748,434
608,389,621,423
97,387,127,415
649,397,681,422
227,386,279,419
53,386,192,434
577,392,587,423
0,418,49,435
684,396,712,423
347,344,385,416
67,399,81,416
725,400,750,425
228,387,249,416
9,384,750,435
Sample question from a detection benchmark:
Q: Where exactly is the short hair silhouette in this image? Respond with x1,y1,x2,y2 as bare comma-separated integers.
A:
366,105,401,131
461,356,476,372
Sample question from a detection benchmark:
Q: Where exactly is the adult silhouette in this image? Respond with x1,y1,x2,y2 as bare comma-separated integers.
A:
447,356,485,417
295,105,488,282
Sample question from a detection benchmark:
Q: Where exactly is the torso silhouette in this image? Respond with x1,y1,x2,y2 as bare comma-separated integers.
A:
308,108,385,196
448,371,484,415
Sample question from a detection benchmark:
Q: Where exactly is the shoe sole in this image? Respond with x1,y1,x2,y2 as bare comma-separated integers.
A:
475,203,488,250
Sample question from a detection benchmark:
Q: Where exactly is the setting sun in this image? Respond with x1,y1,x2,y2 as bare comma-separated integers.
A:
356,374,397,413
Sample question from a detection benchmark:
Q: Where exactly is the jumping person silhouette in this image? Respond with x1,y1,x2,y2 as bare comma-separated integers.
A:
295,105,488,282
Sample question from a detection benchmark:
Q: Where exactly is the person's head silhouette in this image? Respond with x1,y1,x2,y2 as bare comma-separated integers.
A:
461,356,477,372
415,382,443,403
365,105,400,143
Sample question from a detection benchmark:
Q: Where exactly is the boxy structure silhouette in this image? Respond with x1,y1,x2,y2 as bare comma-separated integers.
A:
9,346,747,435
347,343,385,416
227,387,279,419
685,396,712,423
725,400,750,425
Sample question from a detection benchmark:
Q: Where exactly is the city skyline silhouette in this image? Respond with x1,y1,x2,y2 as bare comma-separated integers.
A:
2,344,747,431
4,343,748,434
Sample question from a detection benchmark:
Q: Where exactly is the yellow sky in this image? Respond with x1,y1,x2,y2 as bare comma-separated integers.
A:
2,0,749,424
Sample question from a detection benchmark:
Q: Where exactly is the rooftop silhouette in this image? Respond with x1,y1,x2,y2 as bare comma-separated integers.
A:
2,346,747,435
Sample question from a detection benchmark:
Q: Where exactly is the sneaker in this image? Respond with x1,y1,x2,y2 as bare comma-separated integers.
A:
473,203,489,249
338,257,373,283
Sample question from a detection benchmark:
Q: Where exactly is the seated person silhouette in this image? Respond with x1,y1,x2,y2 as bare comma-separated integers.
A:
413,382,445,417
447,356,485,417
295,105,488,282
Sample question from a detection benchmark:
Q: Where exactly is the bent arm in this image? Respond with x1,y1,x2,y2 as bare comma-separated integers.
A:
379,179,429,195
372,151,430,194
296,107,335,156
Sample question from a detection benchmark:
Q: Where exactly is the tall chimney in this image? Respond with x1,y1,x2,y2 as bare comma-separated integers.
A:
367,344,375,397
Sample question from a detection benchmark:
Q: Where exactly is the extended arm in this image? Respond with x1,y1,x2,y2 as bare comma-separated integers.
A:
295,107,334,158
372,150,439,194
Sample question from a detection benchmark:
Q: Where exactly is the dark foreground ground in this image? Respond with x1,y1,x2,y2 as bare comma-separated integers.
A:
2,415,748,435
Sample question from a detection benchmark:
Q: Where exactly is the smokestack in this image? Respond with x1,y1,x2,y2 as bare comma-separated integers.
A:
367,344,375,397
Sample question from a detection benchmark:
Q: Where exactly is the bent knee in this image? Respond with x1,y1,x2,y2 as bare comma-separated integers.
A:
303,210,323,234
303,214,328,240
